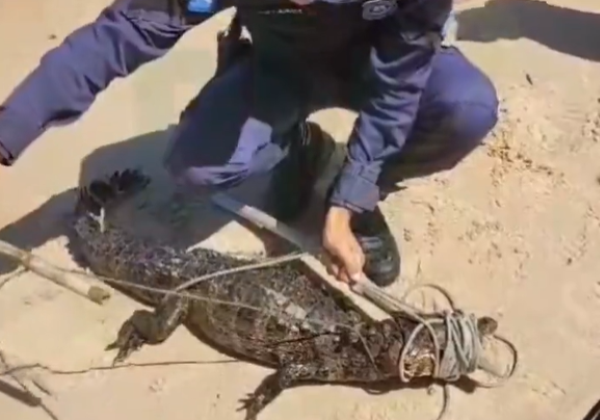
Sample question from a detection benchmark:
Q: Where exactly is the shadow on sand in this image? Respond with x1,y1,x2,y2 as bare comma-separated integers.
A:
456,0,600,62
0,125,302,276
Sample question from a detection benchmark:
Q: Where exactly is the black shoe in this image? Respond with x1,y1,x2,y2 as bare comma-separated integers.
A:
325,184,401,288
351,205,401,287
266,121,335,223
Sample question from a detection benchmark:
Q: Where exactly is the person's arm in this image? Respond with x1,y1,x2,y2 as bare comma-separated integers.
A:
0,0,220,166
329,0,452,212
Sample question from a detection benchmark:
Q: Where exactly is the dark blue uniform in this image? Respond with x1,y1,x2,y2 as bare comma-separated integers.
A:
0,0,497,213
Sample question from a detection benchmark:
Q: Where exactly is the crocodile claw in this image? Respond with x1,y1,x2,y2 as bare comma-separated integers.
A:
105,321,146,365
237,393,260,420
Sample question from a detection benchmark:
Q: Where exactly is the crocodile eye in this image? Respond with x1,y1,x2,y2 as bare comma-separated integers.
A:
348,331,361,344
477,316,498,336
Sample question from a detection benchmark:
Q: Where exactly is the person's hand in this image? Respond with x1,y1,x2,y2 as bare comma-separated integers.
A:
322,206,365,283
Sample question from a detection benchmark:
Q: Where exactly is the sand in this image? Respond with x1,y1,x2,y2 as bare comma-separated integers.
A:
1,0,600,419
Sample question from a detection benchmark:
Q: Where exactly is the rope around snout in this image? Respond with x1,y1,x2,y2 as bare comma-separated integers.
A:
400,311,482,382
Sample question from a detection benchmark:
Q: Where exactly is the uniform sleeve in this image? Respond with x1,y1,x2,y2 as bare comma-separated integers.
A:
329,0,452,212
0,0,219,165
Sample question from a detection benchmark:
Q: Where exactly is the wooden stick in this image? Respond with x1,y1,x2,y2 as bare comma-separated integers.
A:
0,240,110,305
211,193,389,321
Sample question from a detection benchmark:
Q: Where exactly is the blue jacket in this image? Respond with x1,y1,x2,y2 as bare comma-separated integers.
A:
0,0,451,212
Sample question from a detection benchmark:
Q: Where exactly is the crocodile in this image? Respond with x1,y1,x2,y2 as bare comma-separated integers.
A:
69,169,498,420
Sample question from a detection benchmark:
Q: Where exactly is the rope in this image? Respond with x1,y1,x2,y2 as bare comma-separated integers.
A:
69,263,356,333
399,312,480,382
173,251,308,292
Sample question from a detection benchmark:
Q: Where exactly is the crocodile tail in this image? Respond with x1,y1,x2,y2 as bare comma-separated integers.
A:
75,169,151,223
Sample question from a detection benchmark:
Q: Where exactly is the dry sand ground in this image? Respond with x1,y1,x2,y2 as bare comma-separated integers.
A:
1,0,600,419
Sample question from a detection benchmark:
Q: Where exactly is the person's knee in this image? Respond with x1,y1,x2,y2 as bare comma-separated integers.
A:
163,118,286,189
169,163,250,189
437,70,499,151
163,129,250,189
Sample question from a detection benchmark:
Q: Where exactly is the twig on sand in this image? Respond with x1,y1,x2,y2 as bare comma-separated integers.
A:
0,350,54,397
0,350,61,420
0,240,111,305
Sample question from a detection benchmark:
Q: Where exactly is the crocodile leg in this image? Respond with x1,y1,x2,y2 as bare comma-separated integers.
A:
106,296,189,364
239,362,324,420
